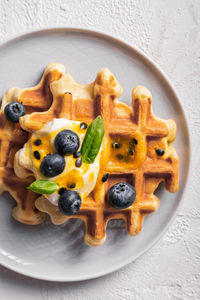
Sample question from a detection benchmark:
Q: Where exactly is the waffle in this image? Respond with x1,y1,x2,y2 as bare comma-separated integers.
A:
15,65,179,246
0,63,65,224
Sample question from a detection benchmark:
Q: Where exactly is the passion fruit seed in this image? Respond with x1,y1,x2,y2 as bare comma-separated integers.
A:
34,139,42,146
75,157,82,168
80,122,88,129
156,148,165,156
112,142,120,149
33,150,40,160
58,187,67,195
129,148,134,155
73,152,81,158
102,173,109,182
131,138,138,146
68,183,76,189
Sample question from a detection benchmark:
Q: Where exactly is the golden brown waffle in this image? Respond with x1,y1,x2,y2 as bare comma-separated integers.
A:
15,66,179,246
0,63,65,224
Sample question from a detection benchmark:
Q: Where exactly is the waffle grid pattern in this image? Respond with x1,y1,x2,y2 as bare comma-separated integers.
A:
0,63,65,224
16,66,179,246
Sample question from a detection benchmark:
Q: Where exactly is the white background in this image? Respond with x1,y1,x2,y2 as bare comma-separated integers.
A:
0,0,199,299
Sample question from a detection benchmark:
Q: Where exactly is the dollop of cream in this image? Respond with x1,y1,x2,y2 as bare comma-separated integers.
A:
18,118,102,206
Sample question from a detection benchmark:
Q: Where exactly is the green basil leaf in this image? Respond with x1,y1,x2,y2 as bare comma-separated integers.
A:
28,180,59,194
81,115,104,164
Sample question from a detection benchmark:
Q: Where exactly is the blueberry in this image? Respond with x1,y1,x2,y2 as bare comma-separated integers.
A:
40,154,65,177
55,130,80,155
34,139,42,146
58,190,82,215
108,182,136,209
4,101,26,123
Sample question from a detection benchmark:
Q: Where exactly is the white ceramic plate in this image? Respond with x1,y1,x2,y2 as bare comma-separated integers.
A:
0,28,190,282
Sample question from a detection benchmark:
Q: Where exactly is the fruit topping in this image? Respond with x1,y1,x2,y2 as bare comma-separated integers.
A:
156,148,165,156
75,157,82,168
33,150,40,160
68,183,76,189
34,139,42,146
80,122,88,129
112,142,120,149
40,154,65,177
102,173,109,182
58,187,67,195
131,138,138,146
73,152,81,158
108,182,136,209
58,190,82,215
4,101,26,123
55,129,80,155
129,148,134,155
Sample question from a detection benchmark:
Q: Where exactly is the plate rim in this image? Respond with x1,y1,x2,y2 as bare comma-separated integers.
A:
0,27,191,282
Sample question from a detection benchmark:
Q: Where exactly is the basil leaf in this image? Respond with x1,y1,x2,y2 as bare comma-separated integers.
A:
81,115,104,164
28,180,59,194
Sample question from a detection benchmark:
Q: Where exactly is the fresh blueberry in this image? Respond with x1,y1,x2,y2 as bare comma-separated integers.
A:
4,101,26,123
58,190,82,215
40,154,65,177
108,182,136,209
54,130,80,155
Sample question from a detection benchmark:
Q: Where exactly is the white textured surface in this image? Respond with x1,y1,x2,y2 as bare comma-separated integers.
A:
0,0,199,299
